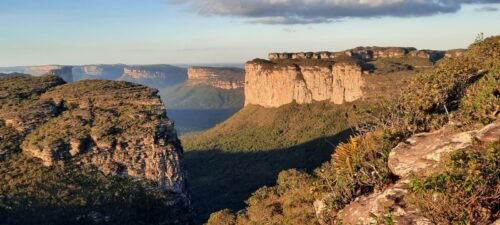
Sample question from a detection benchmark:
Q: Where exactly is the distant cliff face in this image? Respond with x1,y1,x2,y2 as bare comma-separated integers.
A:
187,67,244,90
119,65,188,89
0,76,187,193
245,60,364,107
73,64,125,80
24,65,74,82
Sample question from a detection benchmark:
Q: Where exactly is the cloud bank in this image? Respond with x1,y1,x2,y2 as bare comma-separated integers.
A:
172,0,500,24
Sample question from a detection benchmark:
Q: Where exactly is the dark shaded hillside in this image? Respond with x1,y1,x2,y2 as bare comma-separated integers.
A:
182,102,378,222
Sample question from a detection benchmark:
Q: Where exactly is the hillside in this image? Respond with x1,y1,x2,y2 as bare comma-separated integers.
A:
205,36,500,224
0,76,193,225
182,101,390,222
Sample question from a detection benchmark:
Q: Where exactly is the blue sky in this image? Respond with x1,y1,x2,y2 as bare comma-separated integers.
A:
0,0,499,66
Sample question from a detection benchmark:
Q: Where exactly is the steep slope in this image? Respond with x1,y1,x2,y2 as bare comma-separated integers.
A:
0,76,193,225
182,102,384,222
206,36,499,225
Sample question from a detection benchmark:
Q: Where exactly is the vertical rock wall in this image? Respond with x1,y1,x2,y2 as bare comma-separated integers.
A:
244,60,365,108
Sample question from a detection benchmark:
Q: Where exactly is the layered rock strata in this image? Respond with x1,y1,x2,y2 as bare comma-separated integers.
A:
245,59,365,108
268,47,464,62
0,75,187,193
187,67,244,90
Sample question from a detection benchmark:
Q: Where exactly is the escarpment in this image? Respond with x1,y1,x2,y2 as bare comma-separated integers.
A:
187,66,244,90
267,47,465,61
119,65,188,89
24,65,74,82
246,46,465,108
245,60,365,107
0,76,187,193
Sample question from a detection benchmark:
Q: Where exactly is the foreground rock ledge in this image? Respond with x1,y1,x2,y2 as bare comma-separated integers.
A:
333,120,500,224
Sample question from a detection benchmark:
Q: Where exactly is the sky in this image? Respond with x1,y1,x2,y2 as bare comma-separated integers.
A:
0,0,499,67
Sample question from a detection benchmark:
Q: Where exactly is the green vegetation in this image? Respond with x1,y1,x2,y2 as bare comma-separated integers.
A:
182,102,382,222
409,141,499,224
0,154,192,225
204,36,500,224
0,77,193,225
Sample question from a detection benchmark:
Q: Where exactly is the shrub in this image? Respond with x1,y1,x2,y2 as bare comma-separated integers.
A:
460,67,500,125
408,141,500,224
316,129,398,212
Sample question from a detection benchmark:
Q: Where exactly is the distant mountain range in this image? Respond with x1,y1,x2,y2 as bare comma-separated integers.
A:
0,64,246,135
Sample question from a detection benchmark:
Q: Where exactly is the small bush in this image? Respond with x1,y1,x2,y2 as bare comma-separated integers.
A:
409,141,500,224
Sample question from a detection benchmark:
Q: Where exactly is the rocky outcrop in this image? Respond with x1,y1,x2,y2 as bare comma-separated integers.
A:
25,65,74,82
268,47,449,62
187,67,244,90
0,76,187,193
245,59,365,108
334,120,500,224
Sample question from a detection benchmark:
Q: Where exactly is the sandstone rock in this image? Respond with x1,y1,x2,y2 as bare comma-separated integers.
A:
336,120,500,224
187,66,244,90
337,182,432,225
389,120,500,178
245,60,364,108
7,78,187,193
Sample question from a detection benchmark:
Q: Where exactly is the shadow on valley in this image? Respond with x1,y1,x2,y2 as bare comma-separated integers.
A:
184,128,354,222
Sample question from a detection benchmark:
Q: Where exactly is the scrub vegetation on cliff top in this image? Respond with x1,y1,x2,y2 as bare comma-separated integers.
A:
203,36,499,224
0,77,193,225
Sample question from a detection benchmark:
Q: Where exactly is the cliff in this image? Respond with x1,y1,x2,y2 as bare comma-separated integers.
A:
267,47,464,62
24,65,74,82
119,65,188,89
0,76,187,193
245,59,365,107
73,64,125,80
246,46,466,108
187,67,244,90
0,75,194,224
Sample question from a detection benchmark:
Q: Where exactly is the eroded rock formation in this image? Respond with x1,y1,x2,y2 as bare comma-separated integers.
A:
0,76,187,193
267,47,463,62
245,59,365,107
187,66,244,90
